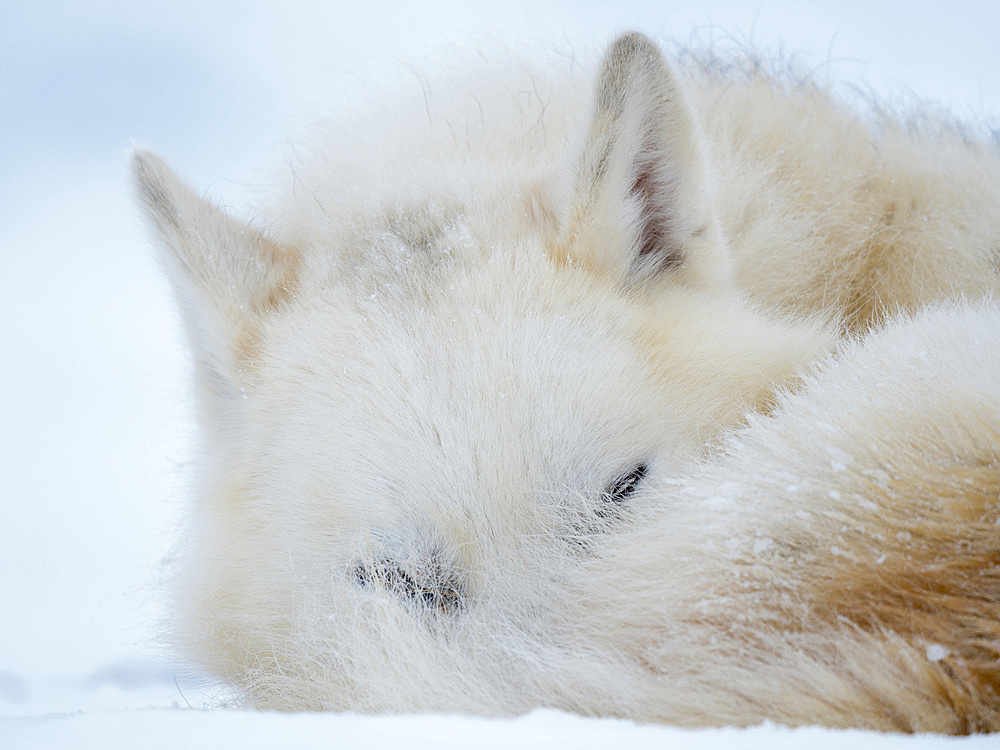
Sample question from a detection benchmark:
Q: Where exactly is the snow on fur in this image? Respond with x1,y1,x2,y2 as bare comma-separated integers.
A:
133,33,1000,732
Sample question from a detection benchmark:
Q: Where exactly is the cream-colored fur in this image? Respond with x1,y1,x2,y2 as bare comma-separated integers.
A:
134,32,1000,732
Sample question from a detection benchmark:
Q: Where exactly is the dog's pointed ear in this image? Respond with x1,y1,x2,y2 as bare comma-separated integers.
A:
560,33,731,290
133,149,300,398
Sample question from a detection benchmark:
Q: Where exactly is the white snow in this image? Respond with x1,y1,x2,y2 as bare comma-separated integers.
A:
7,707,1000,750
926,645,950,663
2,0,999,746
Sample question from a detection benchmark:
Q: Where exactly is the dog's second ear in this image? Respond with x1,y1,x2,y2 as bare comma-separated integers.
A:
133,149,300,403
560,32,731,290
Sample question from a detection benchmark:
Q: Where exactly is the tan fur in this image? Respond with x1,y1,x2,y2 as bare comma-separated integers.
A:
134,32,1000,732
693,64,1000,330
576,301,1000,732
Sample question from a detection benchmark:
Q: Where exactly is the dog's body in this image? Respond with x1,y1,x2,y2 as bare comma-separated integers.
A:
135,33,1000,732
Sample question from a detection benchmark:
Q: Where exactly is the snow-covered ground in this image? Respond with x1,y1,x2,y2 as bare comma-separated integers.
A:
2,1,998,746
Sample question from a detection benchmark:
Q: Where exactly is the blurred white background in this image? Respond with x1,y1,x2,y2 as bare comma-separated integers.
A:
1,0,998,713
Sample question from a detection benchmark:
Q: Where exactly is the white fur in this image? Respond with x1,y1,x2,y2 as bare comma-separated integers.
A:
134,33,1000,732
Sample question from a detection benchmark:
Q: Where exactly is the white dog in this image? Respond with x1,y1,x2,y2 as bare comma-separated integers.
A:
134,32,1000,732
